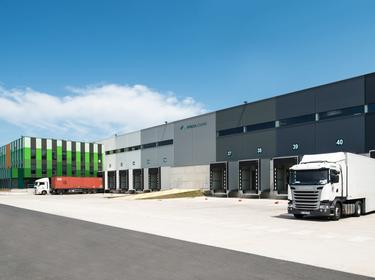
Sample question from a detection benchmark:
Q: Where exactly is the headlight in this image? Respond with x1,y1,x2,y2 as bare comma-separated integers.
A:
319,204,329,209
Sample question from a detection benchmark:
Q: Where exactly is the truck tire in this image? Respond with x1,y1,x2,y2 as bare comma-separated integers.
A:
333,202,342,221
294,214,304,219
354,201,362,217
41,190,47,195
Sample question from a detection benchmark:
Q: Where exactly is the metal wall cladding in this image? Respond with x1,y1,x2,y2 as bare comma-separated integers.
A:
365,113,375,151
140,123,174,168
140,123,174,145
141,146,174,168
217,130,276,162
216,99,275,130
276,89,315,119
276,123,316,157
365,73,375,104
174,113,216,167
315,115,365,154
315,76,365,112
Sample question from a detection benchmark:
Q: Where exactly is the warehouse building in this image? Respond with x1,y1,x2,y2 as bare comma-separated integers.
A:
101,72,375,198
0,136,104,189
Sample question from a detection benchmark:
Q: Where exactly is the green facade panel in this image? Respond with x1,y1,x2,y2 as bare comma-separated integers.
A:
47,148,52,177
67,150,72,176
76,151,81,177
57,144,62,176
36,147,42,178
85,151,90,177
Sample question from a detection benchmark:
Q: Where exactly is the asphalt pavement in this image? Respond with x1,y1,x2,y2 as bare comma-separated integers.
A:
0,204,372,280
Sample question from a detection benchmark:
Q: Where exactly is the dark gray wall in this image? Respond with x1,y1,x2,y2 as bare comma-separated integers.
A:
315,77,365,112
217,130,276,162
276,89,315,119
365,73,375,104
365,113,375,152
315,116,365,154
276,124,316,157
216,99,275,130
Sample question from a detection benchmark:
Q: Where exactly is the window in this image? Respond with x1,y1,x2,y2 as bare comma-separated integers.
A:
246,121,275,132
42,150,47,160
158,139,173,146
142,142,157,149
218,127,243,137
31,149,36,159
279,114,315,127
367,103,375,113
319,106,363,121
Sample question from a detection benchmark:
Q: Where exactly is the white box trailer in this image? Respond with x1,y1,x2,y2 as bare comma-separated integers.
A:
288,152,375,220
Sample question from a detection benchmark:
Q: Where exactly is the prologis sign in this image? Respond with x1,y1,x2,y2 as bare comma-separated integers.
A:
179,122,207,131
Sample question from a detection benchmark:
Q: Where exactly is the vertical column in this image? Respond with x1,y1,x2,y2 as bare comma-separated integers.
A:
23,137,31,178
57,140,62,176
85,143,90,177
47,139,52,177
143,168,149,190
36,138,42,178
128,169,134,190
67,141,72,176
116,170,120,190
76,142,81,177
93,144,98,177
104,171,108,190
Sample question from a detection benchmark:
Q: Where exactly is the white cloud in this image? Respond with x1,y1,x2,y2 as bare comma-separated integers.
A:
0,84,207,141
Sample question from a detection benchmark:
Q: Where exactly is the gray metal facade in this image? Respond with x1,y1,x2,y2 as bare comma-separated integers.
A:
102,72,375,195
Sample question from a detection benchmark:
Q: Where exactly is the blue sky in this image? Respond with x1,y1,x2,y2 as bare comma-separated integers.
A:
1,0,375,144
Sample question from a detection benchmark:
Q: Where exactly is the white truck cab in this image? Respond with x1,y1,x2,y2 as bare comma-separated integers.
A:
34,178,50,195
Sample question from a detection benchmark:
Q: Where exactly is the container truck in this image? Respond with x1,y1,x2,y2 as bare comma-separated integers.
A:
34,176,103,195
287,152,375,220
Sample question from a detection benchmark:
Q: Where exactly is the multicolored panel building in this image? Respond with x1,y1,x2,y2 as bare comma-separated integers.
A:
0,137,104,189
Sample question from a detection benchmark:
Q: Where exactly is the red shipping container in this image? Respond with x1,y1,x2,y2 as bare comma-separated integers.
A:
51,176,103,190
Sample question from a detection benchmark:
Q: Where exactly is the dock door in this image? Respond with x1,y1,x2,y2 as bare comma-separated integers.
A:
119,170,129,192
273,157,298,195
133,169,144,191
239,160,259,194
149,167,161,191
107,171,116,191
210,162,227,194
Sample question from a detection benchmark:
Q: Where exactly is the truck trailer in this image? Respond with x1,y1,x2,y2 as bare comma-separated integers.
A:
34,176,103,195
287,152,375,220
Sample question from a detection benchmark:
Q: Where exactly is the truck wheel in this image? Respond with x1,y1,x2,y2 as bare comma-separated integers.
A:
294,214,304,219
333,203,342,221
354,201,362,217
41,190,47,195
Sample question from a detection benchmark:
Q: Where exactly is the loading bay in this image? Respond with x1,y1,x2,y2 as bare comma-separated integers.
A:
0,193,374,279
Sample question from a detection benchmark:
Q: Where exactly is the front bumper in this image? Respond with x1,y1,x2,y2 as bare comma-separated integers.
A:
288,204,334,217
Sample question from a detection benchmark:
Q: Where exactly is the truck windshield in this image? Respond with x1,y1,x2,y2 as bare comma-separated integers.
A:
289,169,329,185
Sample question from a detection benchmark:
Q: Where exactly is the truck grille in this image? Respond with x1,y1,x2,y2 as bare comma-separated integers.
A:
292,190,321,210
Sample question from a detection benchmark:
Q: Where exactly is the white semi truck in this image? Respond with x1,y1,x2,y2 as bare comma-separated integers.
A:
288,152,375,220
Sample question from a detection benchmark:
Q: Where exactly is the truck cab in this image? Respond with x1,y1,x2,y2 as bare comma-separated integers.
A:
287,161,344,219
34,178,50,195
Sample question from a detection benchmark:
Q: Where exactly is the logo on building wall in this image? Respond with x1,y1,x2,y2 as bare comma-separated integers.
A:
179,122,207,131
